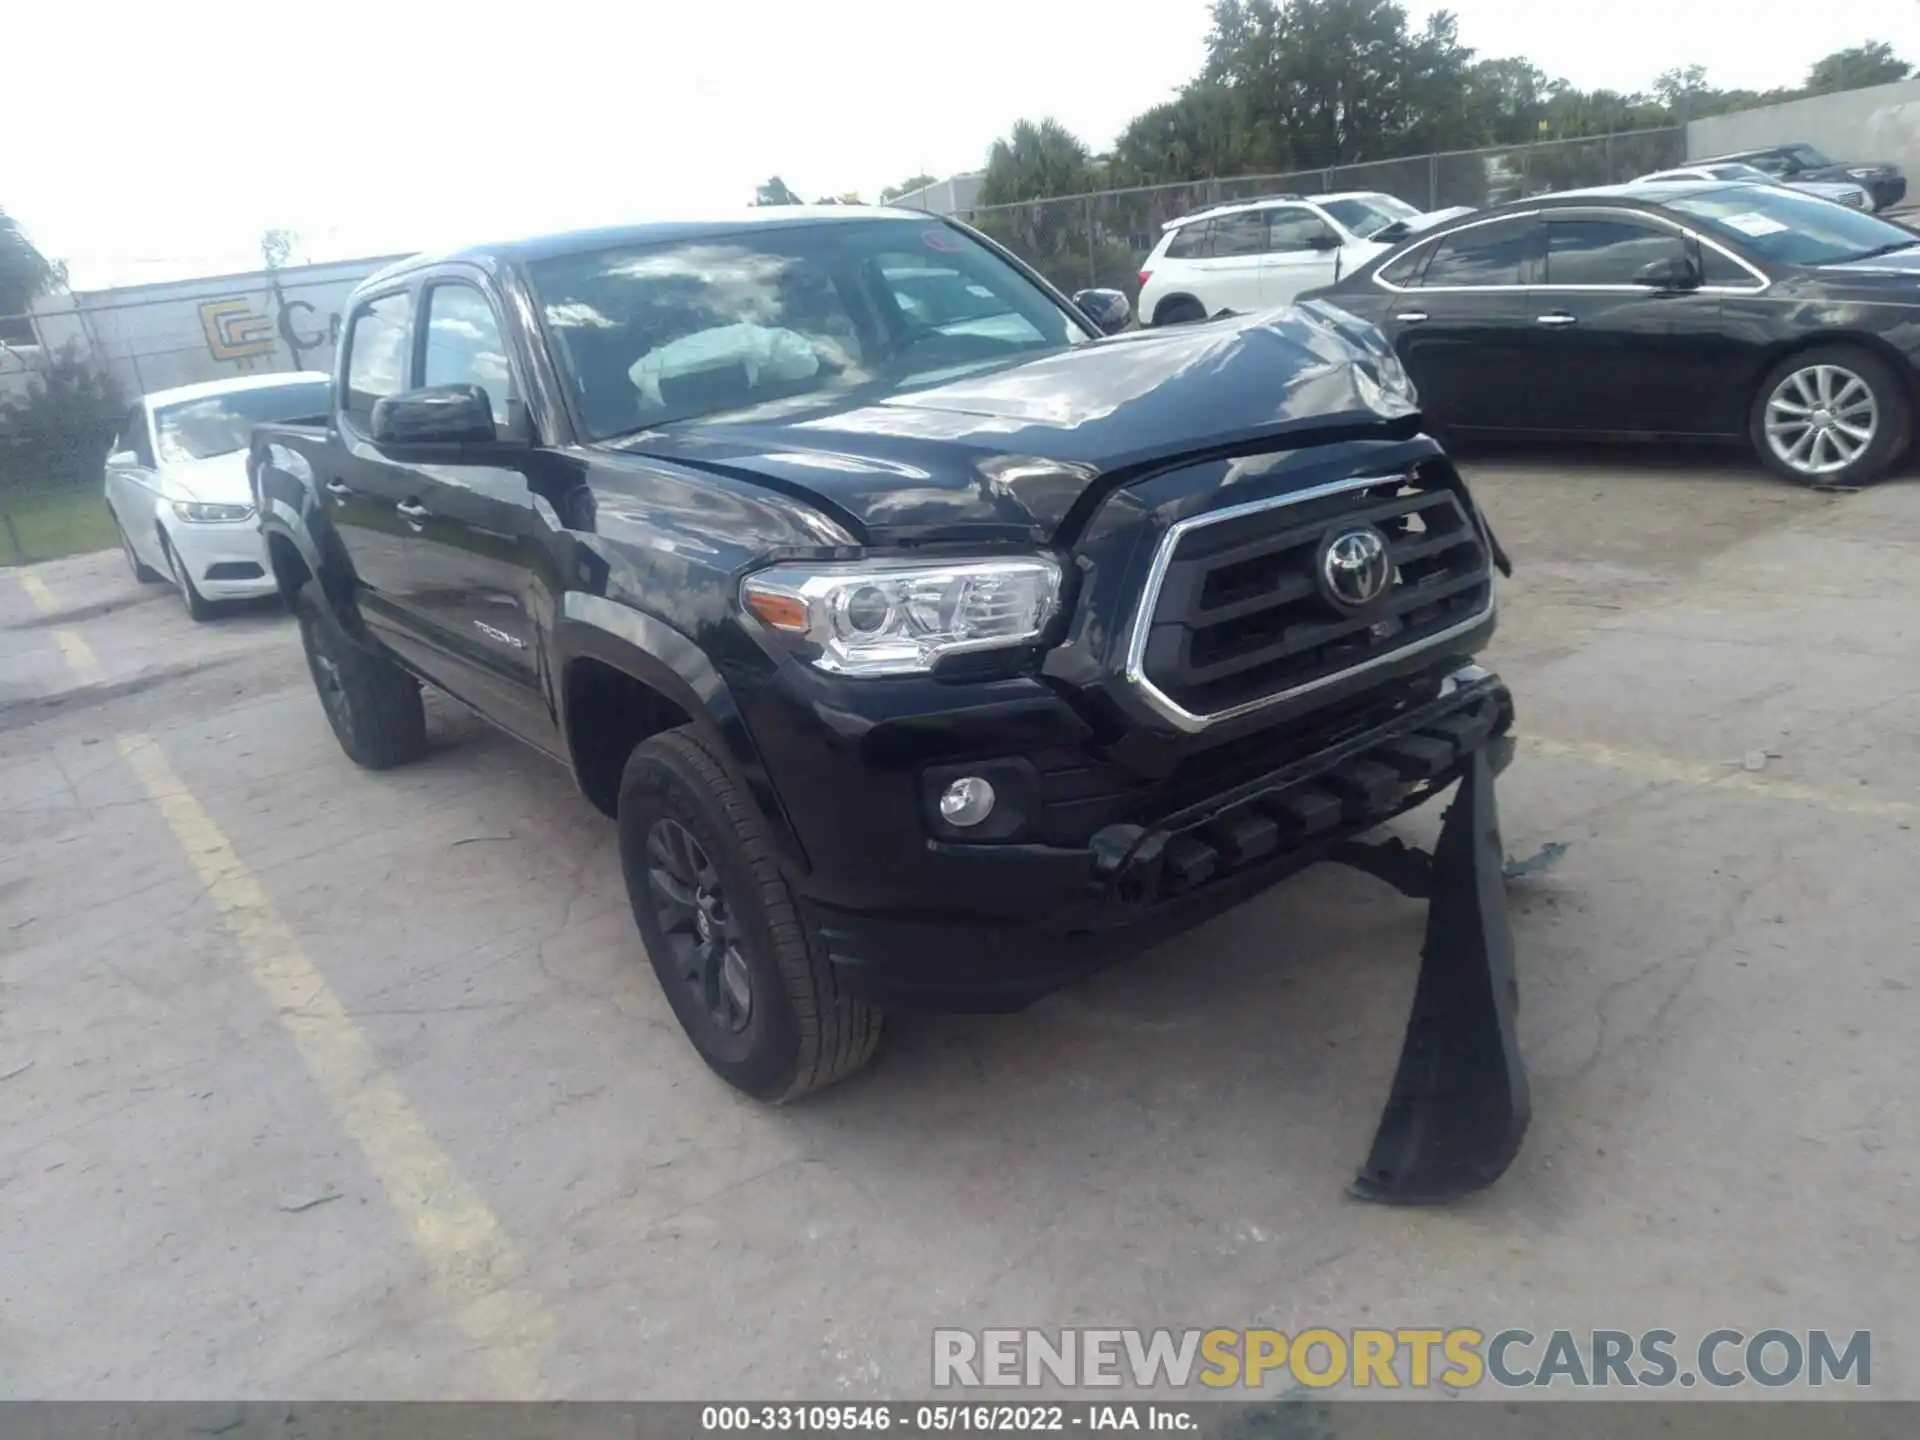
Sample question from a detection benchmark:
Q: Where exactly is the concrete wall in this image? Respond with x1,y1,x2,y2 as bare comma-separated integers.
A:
887,172,985,216
1688,78,1920,198
1,254,407,410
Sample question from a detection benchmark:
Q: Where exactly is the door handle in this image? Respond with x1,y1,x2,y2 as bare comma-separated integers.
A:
1395,311,1429,324
1535,312,1578,327
324,479,352,498
395,500,431,522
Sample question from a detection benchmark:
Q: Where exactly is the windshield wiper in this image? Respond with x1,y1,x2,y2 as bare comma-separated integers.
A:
1836,239,1920,263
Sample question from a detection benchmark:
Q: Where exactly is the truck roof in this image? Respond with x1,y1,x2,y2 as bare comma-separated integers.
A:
361,207,950,289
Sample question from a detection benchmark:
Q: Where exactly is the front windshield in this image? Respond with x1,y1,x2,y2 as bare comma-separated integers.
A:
1705,164,1771,182
527,219,1092,440
1665,187,1916,266
1322,194,1421,237
153,381,331,463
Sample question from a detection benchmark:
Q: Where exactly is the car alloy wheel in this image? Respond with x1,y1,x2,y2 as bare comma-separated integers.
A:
644,816,753,1034
1764,363,1878,478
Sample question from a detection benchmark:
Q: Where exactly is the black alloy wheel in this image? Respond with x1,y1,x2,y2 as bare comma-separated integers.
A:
643,816,753,1035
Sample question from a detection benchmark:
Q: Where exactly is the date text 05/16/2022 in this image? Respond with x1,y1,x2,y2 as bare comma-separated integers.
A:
700,1405,1196,1432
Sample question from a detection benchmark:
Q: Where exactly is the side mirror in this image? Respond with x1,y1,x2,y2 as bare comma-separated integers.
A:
1305,231,1342,252
1633,255,1702,291
370,384,498,447
107,449,138,468
1072,288,1133,335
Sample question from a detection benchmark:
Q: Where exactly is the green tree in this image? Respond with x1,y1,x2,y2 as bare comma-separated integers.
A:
1,208,57,329
1110,83,1280,183
1201,0,1480,168
753,176,802,206
979,118,1093,205
259,228,297,271
1805,41,1911,94
879,173,938,203
1462,58,1552,145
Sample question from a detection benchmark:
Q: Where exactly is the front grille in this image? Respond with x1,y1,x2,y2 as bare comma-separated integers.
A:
1133,469,1492,721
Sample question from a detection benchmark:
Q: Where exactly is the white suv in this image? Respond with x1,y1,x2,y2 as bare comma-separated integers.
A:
1138,191,1448,327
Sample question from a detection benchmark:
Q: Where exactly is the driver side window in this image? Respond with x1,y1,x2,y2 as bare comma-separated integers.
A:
1266,208,1338,252
342,292,414,431
117,405,154,466
422,284,517,427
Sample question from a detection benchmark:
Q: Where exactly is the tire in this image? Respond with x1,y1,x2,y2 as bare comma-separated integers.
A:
113,510,164,583
160,532,216,621
293,579,426,769
1750,345,1912,487
617,726,882,1103
1153,296,1206,326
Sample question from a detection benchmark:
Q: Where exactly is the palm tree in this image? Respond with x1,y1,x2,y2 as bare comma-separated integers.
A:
980,119,1092,205
1,208,56,326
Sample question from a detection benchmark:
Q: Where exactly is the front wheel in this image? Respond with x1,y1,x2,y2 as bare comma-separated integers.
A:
114,510,164,584
161,533,216,620
294,580,426,769
617,726,881,1102
1751,347,1912,487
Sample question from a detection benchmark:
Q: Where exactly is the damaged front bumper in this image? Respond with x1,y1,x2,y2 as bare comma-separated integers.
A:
818,663,1531,1203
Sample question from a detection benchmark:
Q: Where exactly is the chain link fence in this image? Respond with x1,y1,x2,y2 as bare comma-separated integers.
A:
957,128,1686,308
1,336,125,566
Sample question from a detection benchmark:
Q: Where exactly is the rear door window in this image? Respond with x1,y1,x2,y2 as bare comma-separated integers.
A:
1421,217,1538,287
1210,212,1267,257
1376,241,1435,288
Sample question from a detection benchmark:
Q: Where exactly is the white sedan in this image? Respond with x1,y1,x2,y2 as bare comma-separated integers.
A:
103,372,330,620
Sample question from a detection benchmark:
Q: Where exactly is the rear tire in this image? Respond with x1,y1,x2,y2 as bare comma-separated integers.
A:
294,580,426,769
1750,345,1911,487
1153,296,1206,326
617,725,882,1103
160,533,216,620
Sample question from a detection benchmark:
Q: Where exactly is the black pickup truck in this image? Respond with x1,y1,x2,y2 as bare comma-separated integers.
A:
252,207,1529,1202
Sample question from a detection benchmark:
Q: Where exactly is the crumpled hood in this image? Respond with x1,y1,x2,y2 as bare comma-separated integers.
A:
159,451,254,506
604,304,1419,545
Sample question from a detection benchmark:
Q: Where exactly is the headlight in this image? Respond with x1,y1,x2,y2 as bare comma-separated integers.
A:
1374,346,1414,399
1847,167,1877,179
741,556,1062,675
172,501,254,523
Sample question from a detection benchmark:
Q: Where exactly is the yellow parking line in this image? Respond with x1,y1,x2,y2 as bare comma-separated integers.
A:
18,570,57,613
53,629,102,685
116,733,559,1396
1525,735,1919,825
14,569,102,685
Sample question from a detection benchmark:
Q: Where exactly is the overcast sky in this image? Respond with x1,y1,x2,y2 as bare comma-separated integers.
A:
8,0,1915,290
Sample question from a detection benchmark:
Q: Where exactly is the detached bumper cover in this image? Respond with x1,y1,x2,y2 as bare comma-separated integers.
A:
1345,745,1529,1203
817,665,1513,1009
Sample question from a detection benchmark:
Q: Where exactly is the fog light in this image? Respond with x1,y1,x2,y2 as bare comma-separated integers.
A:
938,776,996,828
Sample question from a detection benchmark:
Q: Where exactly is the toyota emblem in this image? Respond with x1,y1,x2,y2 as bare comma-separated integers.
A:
1320,525,1392,609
